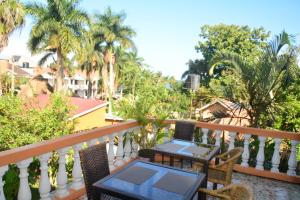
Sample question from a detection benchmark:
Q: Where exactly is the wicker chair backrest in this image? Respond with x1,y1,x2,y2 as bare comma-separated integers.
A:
79,143,110,200
174,121,195,141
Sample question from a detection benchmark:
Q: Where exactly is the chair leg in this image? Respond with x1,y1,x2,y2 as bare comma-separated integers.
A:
213,183,218,190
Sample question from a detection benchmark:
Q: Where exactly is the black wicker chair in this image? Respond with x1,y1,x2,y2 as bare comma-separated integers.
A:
161,121,194,168
79,143,114,200
174,121,195,141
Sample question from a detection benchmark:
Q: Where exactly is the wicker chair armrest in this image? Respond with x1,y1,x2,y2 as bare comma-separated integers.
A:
198,188,231,200
215,153,229,161
209,164,228,171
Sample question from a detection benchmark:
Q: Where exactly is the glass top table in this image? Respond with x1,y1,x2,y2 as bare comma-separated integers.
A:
152,139,220,197
152,139,220,163
93,160,206,200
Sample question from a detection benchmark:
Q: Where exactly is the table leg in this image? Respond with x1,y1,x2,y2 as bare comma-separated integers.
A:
162,154,164,164
213,153,220,190
198,162,208,200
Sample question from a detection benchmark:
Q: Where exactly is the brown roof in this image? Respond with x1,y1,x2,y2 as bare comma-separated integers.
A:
8,65,31,77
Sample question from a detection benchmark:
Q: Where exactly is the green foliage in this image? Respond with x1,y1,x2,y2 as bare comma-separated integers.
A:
26,0,89,91
0,93,75,199
182,24,269,89
274,80,300,132
196,24,269,64
0,93,75,151
116,69,189,148
209,31,297,127
0,0,25,51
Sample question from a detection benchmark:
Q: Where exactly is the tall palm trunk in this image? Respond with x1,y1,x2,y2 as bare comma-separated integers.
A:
108,56,114,115
55,47,64,92
87,71,92,98
101,63,109,99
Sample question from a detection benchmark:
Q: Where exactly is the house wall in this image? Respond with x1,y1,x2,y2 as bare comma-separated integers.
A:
74,107,111,131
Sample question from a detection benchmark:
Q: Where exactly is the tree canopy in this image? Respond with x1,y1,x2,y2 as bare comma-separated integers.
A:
26,0,89,91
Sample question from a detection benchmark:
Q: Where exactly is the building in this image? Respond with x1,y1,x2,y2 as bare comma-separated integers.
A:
36,94,110,131
0,59,32,78
196,98,250,126
36,69,100,99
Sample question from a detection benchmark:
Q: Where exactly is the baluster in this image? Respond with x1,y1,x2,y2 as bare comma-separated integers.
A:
38,153,52,200
131,128,139,158
87,139,98,147
241,134,251,167
255,136,266,170
108,134,116,171
228,132,236,150
124,132,132,162
201,128,209,144
0,166,8,200
215,130,222,146
115,131,125,167
287,140,299,176
17,158,33,200
71,143,83,190
164,125,171,143
152,125,157,141
56,147,69,198
271,138,281,173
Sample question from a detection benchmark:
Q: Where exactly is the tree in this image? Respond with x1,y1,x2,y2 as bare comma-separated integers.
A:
117,50,143,96
76,30,103,98
210,31,297,127
0,0,25,52
196,24,270,76
26,0,89,92
181,59,210,87
93,7,136,113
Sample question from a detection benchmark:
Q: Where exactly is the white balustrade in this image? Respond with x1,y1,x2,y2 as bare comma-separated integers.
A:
255,136,266,170
131,128,140,158
164,125,171,143
115,131,125,167
228,132,236,150
38,153,52,200
56,147,69,198
287,140,299,176
123,132,132,162
71,143,83,190
87,139,98,147
271,138,281,173
0,166,8,200
108,134,116,171
201,128,209,144
17,158,33,200
215,130,222,146
241,134,251,167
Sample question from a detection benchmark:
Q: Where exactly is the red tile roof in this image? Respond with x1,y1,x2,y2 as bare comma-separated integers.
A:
35,95,107,117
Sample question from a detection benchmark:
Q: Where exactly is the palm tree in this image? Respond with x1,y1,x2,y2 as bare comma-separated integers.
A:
76,30,103,98
93,7,136,114
210,31,297,127
26,0,89,92
117,50,143,96
0,0,25,52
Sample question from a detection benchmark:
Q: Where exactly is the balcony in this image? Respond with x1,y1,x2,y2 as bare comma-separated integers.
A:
0,120,299,200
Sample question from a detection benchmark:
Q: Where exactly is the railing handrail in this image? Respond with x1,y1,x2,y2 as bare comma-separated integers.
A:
164,119,300,141
0,120,139,166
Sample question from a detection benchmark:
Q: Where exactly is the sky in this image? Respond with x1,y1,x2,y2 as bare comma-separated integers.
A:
1,0,300,79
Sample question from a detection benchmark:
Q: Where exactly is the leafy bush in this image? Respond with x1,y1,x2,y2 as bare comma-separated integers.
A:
116,70,189,149
0,93,75,199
